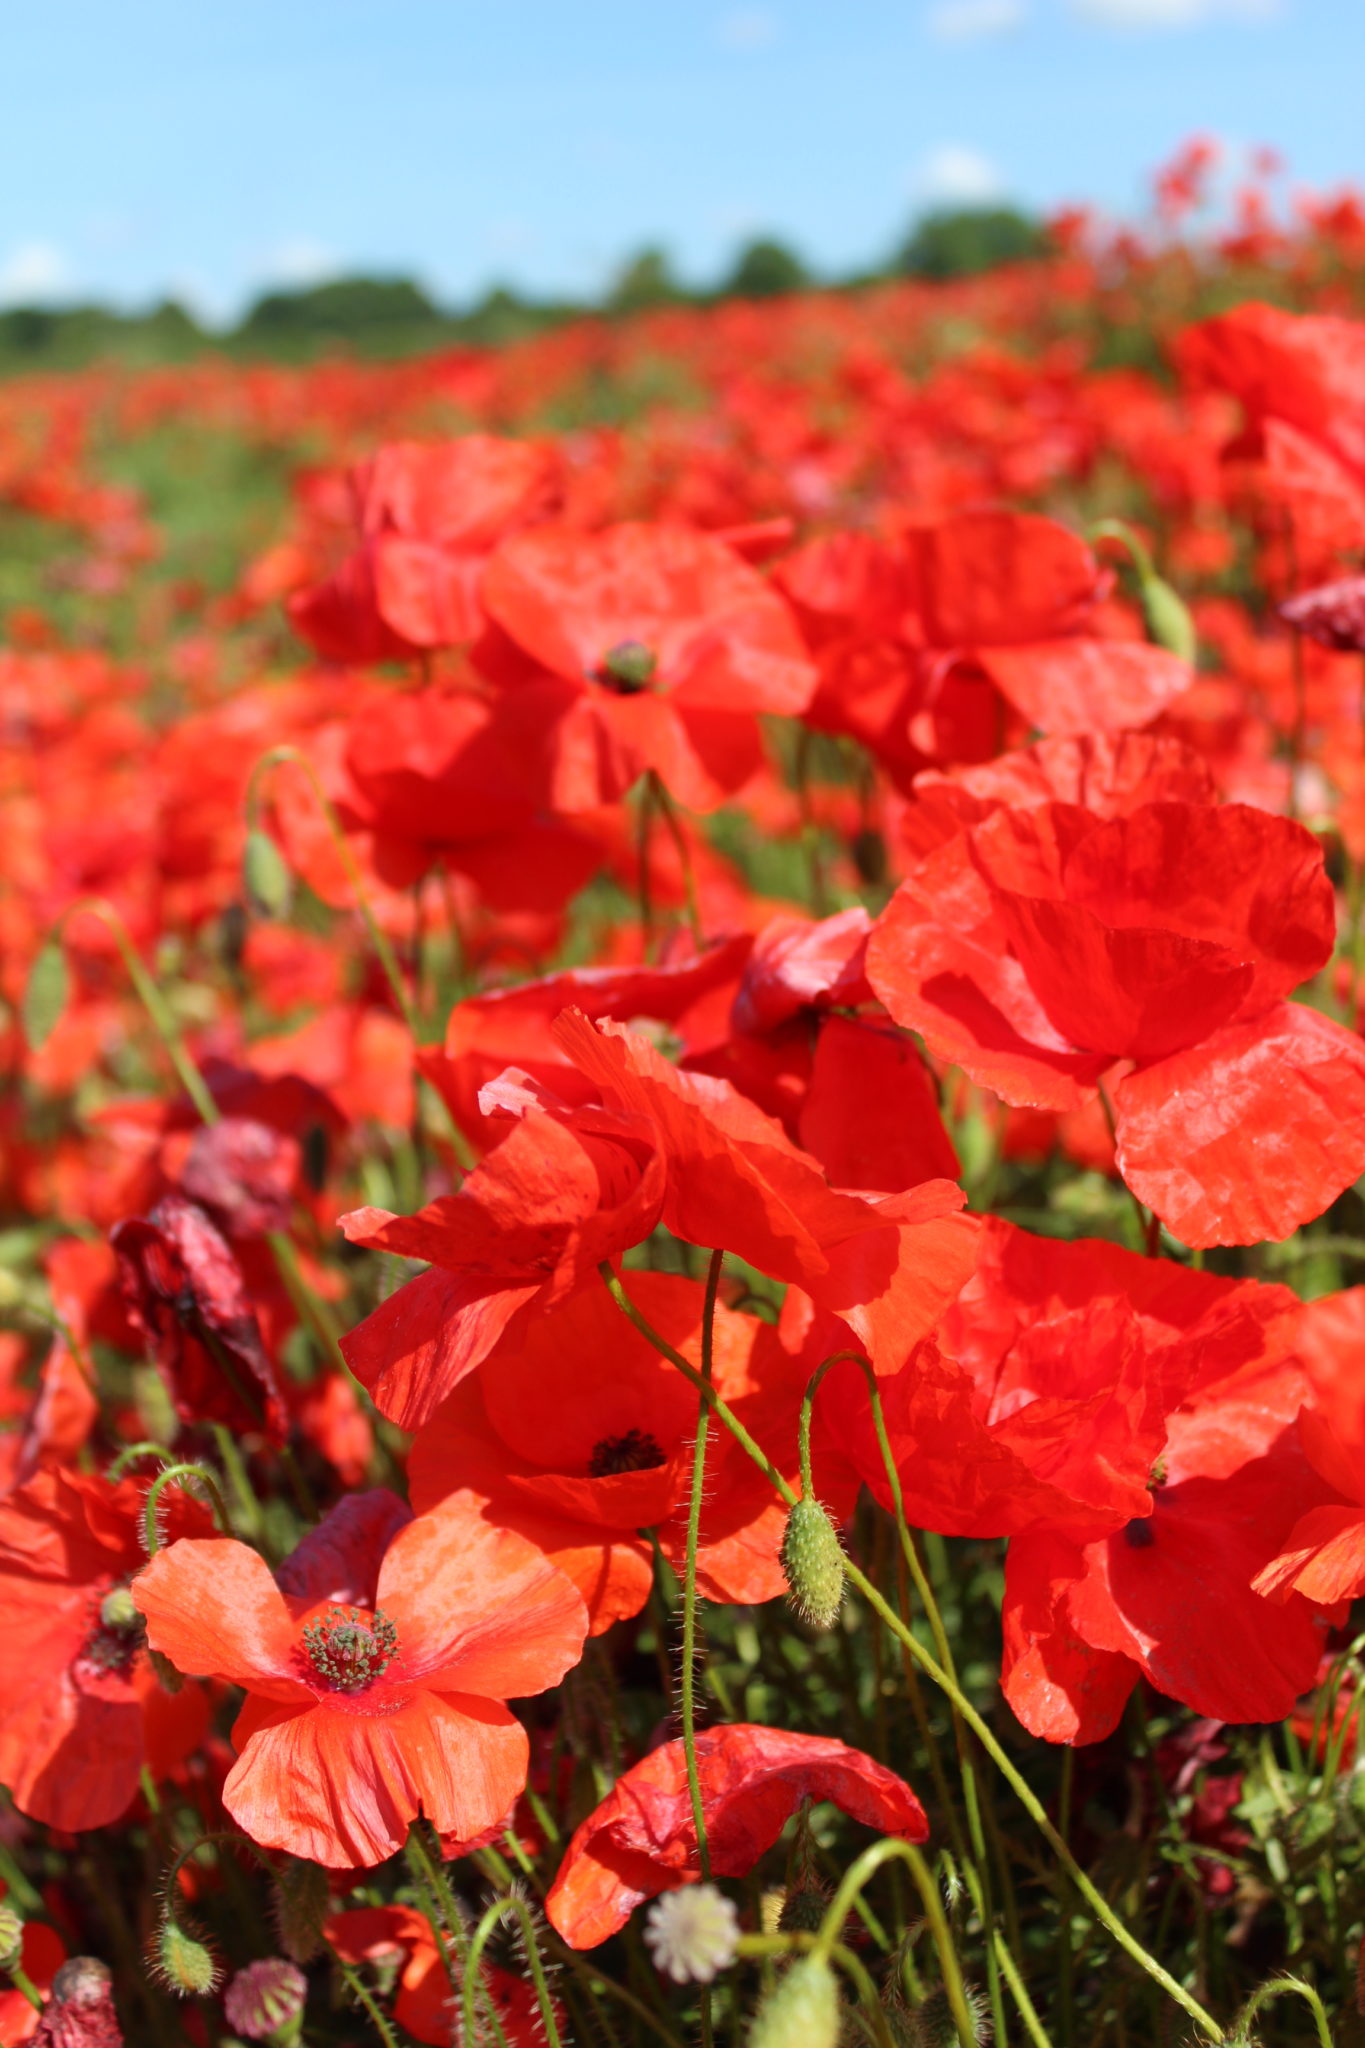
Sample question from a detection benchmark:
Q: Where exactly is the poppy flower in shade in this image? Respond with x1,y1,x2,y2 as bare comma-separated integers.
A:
812,1217,1297,1545
1280,574,1365,653
324,1903,563,2047
546,1724,928,1948
288,436,561,663
408,1272,848,1631
868,798,1365,1246
477,521,817,812
1001,1350,1328,1745
416,933,754,1155
0,1469,211,1830
132,1490,589,1868
1254,1291,1365,1607
339,1097,666,1430
110,1193,290,1445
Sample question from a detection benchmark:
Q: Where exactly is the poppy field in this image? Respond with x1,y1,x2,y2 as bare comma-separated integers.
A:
6,157,1365,2047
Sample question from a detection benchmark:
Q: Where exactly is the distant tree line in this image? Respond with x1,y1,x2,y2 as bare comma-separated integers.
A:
0,205,1050,373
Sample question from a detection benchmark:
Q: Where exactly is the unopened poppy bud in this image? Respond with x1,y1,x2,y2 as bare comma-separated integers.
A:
155,1914,222,1997
776,1880,829,1935
21,938,69,1053
909,1982,992,2047
780,1496,845,1630
747,1953,840,2048
242,829,292,920
643,1885,740,1983
1138,571,1197,665
0,1901,24,1973
223,1958,308,2042
272,1859,329,1965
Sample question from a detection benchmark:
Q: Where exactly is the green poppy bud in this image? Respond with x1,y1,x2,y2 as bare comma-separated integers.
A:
747,1954,840,2048
21,937,69,1052
156,1914,222,1997
1138,571,1197,665
780,1496,845,1630
242,828,292,919
224,1958,308,2042
272,1859,330,1966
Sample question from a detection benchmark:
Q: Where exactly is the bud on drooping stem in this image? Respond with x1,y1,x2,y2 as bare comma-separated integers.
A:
780,1496,845,1630
154,1913,222,1997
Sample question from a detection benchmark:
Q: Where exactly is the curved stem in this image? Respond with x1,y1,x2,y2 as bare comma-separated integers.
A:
106,1440,173,1480
1230,1974,1333,2048
59,898,218,1124
323,1936,403,2048
143,1462,232,1554
680,1247,724,2048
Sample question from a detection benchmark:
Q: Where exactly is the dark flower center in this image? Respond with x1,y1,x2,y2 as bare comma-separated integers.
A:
1123,1517,1156,1549
595,640,657,694
81,1585,145,1676
589,1428,667,1477
302,1606,399,1692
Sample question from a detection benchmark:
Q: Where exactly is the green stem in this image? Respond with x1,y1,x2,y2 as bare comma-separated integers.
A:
737,1932,898,2048
814,1838,977,2048
646,771,704,949
464,1897,561,2048
323,1936,403,2048
1230,1974,1333,2048
994,1927,1054,2048
600,1263,1224,2043
681,1247,723,2048
4,1963,42,2013
60,898,218,1123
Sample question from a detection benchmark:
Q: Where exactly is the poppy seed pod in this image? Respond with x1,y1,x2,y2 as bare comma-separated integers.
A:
747,1953,840,2048
223,1958,308,2042
780,1496,845,1630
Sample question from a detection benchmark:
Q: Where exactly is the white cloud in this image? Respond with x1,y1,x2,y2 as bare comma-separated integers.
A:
1068,0,1279,25
261,238,341,289
927,0,1027,41
913,144,1006,205
715,9,780,50
0,240,69,307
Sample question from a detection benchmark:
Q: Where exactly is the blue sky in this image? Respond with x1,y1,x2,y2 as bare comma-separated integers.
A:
2,0,1360,322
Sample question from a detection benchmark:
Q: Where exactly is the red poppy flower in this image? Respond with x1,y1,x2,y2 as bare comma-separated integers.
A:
0,1469,210,1830
409,1271,846,1629
477,522,817,812
813,1217,1296,1543
546,1723,928,1948
1002,1349,1327,1744
133,1490,589,1867
868,799,1365,1246
340,1097,665,1429
325,1903,563,2047
110,1193,290,1444
0,1916,65,2046
288,436,560,662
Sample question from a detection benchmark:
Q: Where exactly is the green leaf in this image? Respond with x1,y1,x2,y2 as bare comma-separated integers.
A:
21,938,69,1051
242,827,292,918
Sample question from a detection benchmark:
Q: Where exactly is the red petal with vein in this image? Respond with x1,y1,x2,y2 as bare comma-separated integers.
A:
1115,1004,1365,1248
226,1689,528,1868
977,640,1193,736
1253,1505,1365,1604
134,1539,309,1702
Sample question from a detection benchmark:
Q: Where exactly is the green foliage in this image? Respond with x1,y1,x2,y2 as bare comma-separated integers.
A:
608,246,685,315
898,205,1049,280
721,236,811,300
